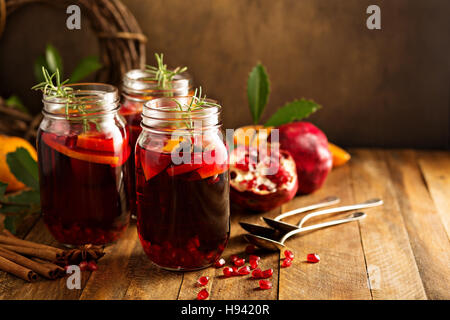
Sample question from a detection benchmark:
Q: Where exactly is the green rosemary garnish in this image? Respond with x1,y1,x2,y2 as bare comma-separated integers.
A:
145,53,187,93
32,67,98,132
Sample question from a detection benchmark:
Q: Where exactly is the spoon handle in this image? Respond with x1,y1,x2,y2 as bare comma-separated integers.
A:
280,212,366,244
297,198,383,228
274,196,340,221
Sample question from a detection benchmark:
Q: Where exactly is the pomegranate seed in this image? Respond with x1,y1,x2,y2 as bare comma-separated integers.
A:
284,250,295,260
307,253,320,263
238,266,251,275
197,288,209,300
259,280,272,290
214,258,226,268
79,261,88,271
232,266,239,275
87,261,98,271
282,258,292,268
262,268,273,278
230,255,239,263
250,260,259,270
197,276,209,286
252,268,262,279
64,265,70,271
249,255,261,262
223,267,234,277
234,258,245,267
245,245,256,254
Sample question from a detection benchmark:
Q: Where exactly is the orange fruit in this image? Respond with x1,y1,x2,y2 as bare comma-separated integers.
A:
233,125,273,147
328,142,351,167
0,135,38,192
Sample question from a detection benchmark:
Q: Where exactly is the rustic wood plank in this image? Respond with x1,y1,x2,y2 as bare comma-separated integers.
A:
417,151,450,238
349,149,426,299
122,232,184,300
385,150,450,299
278,165,372,300
187,205,280,300
0,219,89,299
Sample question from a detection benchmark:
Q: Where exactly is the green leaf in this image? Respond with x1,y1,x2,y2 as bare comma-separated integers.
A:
265,99,321,127
0,190,41,215
69,56,102,83
247,63,270,124
3,215,18,234
0,181,7,199
6,147,39,191
34,54,48,83
45,44,63,76
5,95,29,114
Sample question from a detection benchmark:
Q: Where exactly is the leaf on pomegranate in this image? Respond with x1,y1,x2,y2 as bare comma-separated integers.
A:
265,99,321,127
247,63,270,125
6,147,39,191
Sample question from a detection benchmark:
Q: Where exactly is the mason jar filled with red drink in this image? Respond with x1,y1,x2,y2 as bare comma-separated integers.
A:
135,94,230,271
37,83,131,246
120,67,192,217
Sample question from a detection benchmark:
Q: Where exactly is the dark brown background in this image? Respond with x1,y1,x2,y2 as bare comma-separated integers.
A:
0,0,448,148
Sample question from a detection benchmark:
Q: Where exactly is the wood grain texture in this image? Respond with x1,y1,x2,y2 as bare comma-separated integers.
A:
417,151,450,238
278,165,372,300
385,150,450,300
349,149,426,299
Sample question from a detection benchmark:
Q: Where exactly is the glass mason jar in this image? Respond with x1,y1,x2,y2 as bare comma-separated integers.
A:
120,69,192,217
136,96,230,271
37,84,131,246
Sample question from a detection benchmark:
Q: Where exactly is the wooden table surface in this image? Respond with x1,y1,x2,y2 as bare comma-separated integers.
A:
0,149,449,300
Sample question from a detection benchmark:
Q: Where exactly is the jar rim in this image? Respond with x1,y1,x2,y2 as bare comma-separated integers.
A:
122,69,192,93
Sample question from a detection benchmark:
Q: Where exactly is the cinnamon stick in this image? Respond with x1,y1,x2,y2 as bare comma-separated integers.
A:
0,234,65,259
0,244,61,262
0,255,38,282
0,247,64,279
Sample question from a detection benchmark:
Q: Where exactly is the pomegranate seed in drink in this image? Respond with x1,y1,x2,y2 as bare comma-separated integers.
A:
214,258,226,268
307,253,320,263
245,245,256,254
87,261,98,271
259,280,272,290
252,268,262,279
79,261,88,271
197,276,209,286
238,266,251,275
284,250,295,260
234,258,245,267
282,258,292,268
262,268,273,278
223,267,234,277
197,288,209,300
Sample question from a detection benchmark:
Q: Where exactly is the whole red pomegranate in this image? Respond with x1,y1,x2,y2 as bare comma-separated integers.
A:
229,145,298,211
277,122,332,194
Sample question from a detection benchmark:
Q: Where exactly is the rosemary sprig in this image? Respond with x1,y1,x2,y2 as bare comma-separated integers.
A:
32,67,97,132
145,53,187,93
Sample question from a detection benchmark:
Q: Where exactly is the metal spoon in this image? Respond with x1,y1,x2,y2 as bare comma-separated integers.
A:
244,211,366,251
263,198,382,233
239,196,340,235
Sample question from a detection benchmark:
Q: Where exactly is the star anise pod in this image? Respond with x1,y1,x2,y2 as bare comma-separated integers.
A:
57,244,105,266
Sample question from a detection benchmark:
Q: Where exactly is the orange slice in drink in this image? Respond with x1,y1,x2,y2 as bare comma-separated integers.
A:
42,133,120,166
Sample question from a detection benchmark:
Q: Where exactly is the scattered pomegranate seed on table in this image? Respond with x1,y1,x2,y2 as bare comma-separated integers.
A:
259,280,272,290
307,253,320,263
261,268,273,278
223,267,234,277
249,255,260,262
79,261,88,271
87,261,98,271
197,288,209,300
230,255,239,263
197,276,209,286
284,250,295,260
214,258,226,268
232,266,239,275
250,260,259,270
245,244,256,254
238,266,251,275
282,258,292,268
234,258,245,267
252,268,263,279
